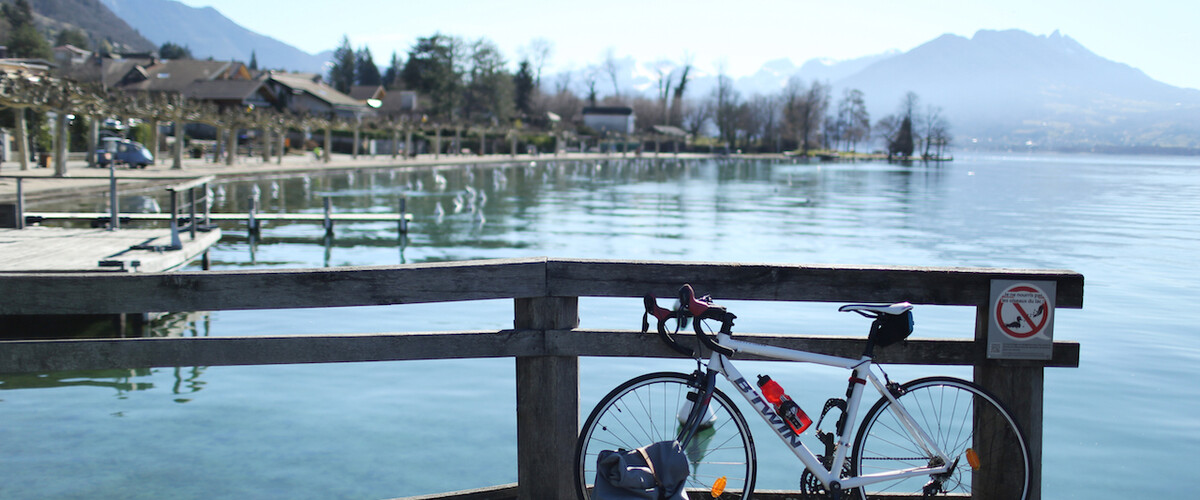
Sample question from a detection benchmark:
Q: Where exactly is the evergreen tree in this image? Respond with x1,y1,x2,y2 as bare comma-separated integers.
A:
159,42,192,60
328,35,356,93
382,51,404,89
513,59,534,116
402,33,463,118
355,47,382,86
249,50,258,70
3,0,51,59
890,116,914,158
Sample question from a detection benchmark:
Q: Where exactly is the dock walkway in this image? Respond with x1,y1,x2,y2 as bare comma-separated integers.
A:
0,226,220,273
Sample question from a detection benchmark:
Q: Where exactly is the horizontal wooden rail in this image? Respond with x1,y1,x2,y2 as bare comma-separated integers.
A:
0,330,1081,373
0,257,1083,315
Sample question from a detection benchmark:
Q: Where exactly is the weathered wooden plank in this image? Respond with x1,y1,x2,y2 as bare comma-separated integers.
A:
0,227,219,273
25,212,412,222
514,297,579,500
0,258,1085,314
0,330,544,372
545,330,1080,368
0,257,548,314
546,258,1085,308
0,329,1079,374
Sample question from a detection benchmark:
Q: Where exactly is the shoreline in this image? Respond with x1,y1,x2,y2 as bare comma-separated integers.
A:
1,151,787,205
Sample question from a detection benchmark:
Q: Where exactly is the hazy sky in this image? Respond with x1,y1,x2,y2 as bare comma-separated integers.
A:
177,0,1200,90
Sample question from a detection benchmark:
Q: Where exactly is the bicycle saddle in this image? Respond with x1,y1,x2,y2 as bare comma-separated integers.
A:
838,302,913,317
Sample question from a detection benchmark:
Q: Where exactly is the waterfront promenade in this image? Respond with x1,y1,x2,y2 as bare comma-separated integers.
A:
0,151,721,204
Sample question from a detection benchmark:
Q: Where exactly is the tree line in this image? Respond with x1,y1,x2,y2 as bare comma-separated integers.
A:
329,32,951,156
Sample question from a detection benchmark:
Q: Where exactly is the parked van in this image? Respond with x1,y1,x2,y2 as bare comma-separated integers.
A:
97,137,153,168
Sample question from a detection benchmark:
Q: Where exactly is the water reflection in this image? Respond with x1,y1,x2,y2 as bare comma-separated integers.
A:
0,311,212,401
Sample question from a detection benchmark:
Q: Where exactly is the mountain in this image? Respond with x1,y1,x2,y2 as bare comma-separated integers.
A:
99,0,329,73
25,0,154,53
834,30,1200,150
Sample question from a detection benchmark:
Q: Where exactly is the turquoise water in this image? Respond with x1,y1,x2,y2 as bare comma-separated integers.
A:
2,154,1198,498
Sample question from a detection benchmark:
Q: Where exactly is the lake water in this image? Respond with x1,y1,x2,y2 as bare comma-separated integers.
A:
2,153,1198,498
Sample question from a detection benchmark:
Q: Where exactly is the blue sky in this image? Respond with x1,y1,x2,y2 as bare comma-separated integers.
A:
178,0,1200,90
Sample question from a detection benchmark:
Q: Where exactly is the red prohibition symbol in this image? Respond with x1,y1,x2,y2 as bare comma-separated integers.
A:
995,284,1049,339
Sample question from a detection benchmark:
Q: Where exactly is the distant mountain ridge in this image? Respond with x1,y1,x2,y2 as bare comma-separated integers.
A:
835,29,1200,149
98,0,329,73
26,0,154,53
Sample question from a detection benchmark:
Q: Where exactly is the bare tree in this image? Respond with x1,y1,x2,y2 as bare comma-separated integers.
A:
582,66,600,107
602,48,621,99
653,59,675,125
782,76,829,155
669,57,692,128
681,98,712,137
711,67,742,147
837,88,870,151
920,104,949,159
745,94,781,151
523,38,554,89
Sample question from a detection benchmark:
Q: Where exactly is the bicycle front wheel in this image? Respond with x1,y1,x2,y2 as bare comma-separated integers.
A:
574,372,756,500
851,376,1031,500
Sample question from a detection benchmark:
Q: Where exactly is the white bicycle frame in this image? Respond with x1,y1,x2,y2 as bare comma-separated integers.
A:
703,331,954,492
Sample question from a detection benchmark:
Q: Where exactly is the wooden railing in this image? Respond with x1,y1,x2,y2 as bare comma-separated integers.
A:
165,175,214,249
0,258,1084,499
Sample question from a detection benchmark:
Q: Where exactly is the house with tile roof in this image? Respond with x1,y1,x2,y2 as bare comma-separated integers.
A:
264,71,371,119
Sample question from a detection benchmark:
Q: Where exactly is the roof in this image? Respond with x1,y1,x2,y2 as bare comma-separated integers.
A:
582,106,634,116
349,85,385,101
109,59,249,93
652,125,689,137
185,79,272,102
54,45,92,57
268,72,365,109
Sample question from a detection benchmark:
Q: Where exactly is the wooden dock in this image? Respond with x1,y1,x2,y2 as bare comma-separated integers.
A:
0,226,220,273
23,212,411,224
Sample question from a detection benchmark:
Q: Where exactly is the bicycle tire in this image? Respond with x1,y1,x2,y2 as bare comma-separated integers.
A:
851,376,1031,500
574,372,757,500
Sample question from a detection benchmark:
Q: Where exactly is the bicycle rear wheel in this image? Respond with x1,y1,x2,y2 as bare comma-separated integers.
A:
574,372,756,500
851,376,1031,500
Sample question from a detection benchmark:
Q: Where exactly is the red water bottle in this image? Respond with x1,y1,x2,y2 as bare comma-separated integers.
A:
757,375,812,435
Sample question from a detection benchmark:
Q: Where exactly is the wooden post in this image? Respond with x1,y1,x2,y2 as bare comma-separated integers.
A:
974,304,1043,500
435,128,442,159
514,296,579,500
323,196,334,236
247,196,258,235
108,163,119,231
15,177,24,229
398,196,408,234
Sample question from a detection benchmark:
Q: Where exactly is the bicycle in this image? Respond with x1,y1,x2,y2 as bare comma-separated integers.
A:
574,284,1031,499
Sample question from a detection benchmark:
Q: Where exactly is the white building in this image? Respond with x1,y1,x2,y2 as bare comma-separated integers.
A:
582,106,635,134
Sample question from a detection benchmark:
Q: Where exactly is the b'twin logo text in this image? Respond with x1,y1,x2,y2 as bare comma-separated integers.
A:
733,377,804,449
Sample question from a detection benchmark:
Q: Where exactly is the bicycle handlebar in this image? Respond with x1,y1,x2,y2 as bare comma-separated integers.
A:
642,284,736,357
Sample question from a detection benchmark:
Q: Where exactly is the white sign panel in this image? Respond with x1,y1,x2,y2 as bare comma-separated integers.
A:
987,280,1056,360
